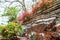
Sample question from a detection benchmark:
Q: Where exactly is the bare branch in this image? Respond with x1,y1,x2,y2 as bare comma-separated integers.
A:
22,0,27,11
16,0,24,7
16,0,27,11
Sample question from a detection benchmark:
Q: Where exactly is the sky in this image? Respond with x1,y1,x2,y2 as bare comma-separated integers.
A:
0,0,37,25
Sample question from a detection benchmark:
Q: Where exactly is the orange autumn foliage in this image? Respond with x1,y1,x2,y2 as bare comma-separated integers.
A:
27,0,53,17
32,0,53,14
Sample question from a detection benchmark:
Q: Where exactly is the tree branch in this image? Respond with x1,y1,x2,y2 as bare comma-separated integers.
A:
16,0,24,7
16,0,27,11
22,2,60,25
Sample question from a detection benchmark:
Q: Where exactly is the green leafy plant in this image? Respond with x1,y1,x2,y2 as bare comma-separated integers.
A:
31,34,37,40
0,22,23,40
2,7,20,22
